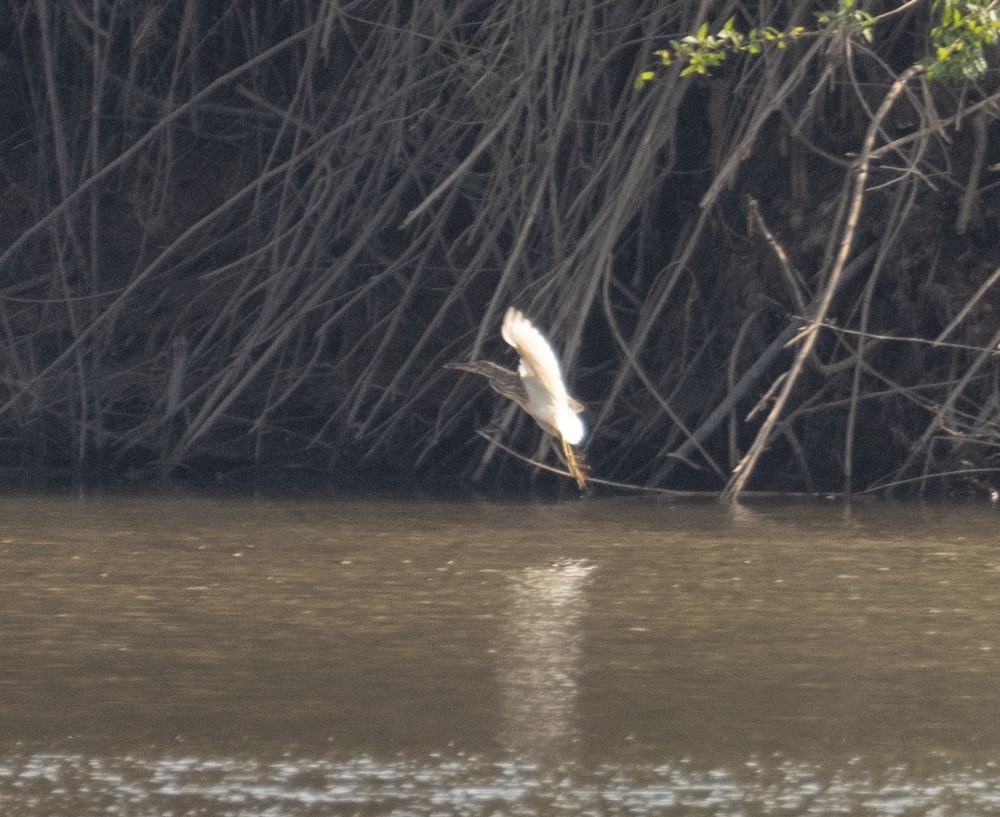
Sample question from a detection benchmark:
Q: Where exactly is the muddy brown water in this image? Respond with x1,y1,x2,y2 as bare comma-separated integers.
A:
1,494,1000,814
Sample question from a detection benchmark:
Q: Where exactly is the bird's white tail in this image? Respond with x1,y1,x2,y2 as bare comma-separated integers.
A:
558,406,585,446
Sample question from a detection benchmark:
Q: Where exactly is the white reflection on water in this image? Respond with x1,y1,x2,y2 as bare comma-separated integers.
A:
498,559,595,755
4,753,1000,816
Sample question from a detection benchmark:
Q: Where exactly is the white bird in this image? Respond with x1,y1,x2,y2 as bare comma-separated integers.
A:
447,307,587,488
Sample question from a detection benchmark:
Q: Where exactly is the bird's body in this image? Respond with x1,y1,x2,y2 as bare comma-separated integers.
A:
501,308,586,446
448,308,587,488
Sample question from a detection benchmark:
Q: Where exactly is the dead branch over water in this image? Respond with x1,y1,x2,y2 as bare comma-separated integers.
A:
1,0,999,495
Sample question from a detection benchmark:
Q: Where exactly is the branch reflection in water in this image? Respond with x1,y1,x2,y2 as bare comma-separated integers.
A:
498,559,595,755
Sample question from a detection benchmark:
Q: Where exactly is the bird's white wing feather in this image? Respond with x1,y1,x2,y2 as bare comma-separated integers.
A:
501,308,569,404
501,308,585,445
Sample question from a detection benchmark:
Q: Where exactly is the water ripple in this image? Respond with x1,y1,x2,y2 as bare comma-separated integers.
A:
2,753,1000,816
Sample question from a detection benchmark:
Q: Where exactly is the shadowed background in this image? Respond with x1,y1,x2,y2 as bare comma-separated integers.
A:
1,1,999,494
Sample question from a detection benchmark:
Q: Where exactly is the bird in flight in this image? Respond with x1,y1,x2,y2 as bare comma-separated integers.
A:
448,307,587,488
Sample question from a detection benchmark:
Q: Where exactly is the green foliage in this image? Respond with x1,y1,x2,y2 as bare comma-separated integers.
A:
636,0,1000,90
815,0,875,42
926,0,1000,79
634,16,805,89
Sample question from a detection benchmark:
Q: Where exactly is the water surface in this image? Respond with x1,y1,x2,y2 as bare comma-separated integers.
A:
1,495,999,814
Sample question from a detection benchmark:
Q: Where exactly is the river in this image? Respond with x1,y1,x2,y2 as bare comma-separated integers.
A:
0,494,998,814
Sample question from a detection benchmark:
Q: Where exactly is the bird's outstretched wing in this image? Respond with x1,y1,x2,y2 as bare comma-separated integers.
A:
501,307,571,406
